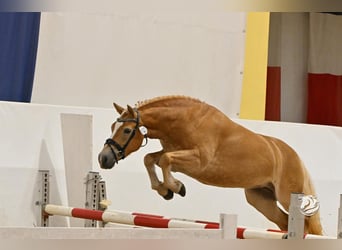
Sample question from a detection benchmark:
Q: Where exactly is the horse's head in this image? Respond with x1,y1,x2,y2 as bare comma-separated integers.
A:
98,103,148,169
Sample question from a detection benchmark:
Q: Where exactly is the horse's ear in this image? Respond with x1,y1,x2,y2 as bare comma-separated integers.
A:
127,105,137,118
113,103,125,114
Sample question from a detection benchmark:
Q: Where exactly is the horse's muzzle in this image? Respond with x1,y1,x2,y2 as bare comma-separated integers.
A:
98,151,116,169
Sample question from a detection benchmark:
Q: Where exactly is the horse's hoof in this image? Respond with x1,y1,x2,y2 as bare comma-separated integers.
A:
163,189,174,200
178,184,186,197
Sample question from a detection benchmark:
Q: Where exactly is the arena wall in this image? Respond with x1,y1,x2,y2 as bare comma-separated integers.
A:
0,101,341,236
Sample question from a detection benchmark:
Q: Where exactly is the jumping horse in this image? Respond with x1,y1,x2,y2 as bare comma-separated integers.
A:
98,95,323,235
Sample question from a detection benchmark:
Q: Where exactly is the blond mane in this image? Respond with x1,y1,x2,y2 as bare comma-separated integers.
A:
135,95,203,109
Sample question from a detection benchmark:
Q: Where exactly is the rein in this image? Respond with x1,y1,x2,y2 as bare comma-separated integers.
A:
104,109,147,163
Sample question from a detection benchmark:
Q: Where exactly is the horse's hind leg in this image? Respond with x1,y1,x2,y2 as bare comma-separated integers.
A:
244,187,289,231
275,176,323,235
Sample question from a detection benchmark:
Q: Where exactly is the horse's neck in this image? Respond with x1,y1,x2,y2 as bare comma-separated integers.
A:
138,102,229,140
139,107,177,139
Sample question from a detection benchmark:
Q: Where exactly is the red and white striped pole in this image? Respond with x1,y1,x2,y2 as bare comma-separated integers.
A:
45,204,215,229
44,204,335,239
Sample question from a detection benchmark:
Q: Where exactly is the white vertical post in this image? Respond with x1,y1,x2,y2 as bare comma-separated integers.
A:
288,193,305,239
338,194,342,239
84,171,101,227
61,113,93,227
98,180,107,227
220,213,237,239
36,170,50,227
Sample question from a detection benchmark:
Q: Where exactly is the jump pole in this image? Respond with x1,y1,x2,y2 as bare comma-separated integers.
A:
44,204,335,239
45,204,219,229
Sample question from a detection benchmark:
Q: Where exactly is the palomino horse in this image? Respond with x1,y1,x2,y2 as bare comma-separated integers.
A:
98,95,323,235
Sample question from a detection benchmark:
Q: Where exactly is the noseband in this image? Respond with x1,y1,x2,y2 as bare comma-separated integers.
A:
104,109,147,163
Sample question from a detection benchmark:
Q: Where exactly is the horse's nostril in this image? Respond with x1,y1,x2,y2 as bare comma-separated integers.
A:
98,151,115,169
103,156,108,164
98,153,107,165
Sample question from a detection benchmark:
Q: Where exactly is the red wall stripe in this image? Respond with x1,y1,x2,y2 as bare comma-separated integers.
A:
307,73,342,126
265,66,281,121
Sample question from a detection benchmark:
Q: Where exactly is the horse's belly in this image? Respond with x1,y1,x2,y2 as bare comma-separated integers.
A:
175,162,273,189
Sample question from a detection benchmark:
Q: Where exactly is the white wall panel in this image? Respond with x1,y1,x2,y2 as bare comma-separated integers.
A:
1,101,341,236
32,12,246,117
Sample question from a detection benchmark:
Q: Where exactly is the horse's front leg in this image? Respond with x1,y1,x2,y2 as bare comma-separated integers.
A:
158,149,201,199
144,151,173,199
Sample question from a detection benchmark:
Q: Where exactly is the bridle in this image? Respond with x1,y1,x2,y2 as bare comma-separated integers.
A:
104,108,147,163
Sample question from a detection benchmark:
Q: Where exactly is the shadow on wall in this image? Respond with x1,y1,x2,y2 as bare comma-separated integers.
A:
32,140,68,227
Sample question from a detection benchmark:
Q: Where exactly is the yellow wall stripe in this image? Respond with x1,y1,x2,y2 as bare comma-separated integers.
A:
239,12,270,120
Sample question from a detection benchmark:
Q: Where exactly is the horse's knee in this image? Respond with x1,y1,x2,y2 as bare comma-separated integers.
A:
144,153,156,167
158,153,171,168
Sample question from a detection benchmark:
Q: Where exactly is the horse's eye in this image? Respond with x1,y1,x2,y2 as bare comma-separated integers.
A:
123,128,132,134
